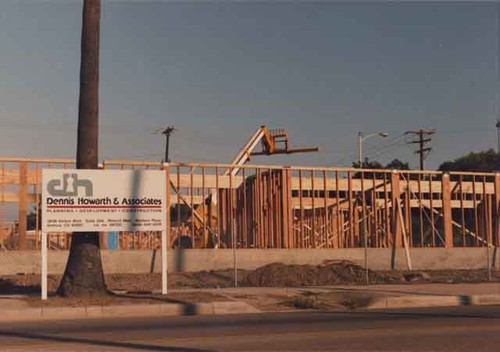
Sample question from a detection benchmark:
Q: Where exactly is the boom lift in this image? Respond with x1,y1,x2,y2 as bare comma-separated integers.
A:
226,125,320,176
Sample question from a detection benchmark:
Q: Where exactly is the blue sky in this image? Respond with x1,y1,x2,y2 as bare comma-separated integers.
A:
0,1,499,169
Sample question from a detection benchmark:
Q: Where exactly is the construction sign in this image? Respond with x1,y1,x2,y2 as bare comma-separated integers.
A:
41,169,166,232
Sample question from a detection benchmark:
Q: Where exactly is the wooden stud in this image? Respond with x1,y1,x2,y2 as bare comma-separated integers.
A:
229,169,234,248
323,170,328,248
494,174,500,246
429,174,436,246
459,175,466,246
299,169,304,248
473,175,479,246
391,171,402,248
360,170,367,248
335,171,341,248
417,174,424,247
202,167,207,247
441,174,453,248
348,171,354,247
190,167,194,247
17,162,28,250
176,166,181,229
311,170,316,248
242,168,248,248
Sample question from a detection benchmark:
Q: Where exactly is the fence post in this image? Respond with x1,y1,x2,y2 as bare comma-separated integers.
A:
391,170,402,248
442,173,453,248
18,162,28,250
494,174,500,248
493,174,500,270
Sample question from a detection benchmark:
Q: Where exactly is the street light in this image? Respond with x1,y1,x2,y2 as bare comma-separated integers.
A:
357,131,388,168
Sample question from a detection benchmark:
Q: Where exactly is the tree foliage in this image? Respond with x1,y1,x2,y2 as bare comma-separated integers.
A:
352,158,410,179
386,158,410,170
352,158,410,170
438,149,500,172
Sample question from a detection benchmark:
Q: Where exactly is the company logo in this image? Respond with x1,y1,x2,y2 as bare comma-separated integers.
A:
47,173,93,197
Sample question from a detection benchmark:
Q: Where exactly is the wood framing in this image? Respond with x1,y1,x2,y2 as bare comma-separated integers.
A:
2,157,500,250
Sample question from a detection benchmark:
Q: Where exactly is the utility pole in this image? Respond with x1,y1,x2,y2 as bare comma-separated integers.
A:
160,126,175,162
405,129,436,170
496,120,500,153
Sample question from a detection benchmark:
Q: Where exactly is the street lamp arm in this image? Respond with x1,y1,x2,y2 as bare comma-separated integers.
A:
357,131,388,168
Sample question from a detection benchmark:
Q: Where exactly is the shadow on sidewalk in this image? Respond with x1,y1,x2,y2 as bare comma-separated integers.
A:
320,307,500,320
0,330,212,351
109,292,204,316
323,286,460,297
0,278,39,295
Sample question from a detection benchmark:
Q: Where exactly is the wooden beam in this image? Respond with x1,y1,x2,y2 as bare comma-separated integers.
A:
17,162,28,250
391,171,402,248
0,157,74,164
290,177,495,194
0,192,37,203
442,174,453,248
495,174,500,246
170,174,244,190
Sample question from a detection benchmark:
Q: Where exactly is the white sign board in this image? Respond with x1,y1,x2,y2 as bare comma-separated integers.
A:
41,169,166,232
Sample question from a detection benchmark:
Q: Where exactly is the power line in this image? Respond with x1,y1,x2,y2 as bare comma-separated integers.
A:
363,139,409,162
332,134,407,166
362,134,407,157
353,134,407,163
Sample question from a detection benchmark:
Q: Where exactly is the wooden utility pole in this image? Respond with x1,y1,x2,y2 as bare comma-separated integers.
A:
405,129,435,170
162,126,175,163
58,0,107,297
496,120,500,153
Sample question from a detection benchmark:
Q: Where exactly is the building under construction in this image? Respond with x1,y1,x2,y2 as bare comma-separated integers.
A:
0,126,499,251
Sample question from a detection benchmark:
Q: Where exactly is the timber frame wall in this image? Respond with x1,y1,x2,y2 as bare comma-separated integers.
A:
1,157,500,250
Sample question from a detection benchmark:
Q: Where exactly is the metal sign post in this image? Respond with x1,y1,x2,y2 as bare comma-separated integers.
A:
41,231,47,300
161,229,167,295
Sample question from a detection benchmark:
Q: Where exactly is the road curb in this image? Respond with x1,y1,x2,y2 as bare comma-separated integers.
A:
0,301,260,322
2,293,500,322
368,294,500,310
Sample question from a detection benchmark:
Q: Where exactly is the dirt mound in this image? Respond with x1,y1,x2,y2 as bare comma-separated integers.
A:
243,260,388,287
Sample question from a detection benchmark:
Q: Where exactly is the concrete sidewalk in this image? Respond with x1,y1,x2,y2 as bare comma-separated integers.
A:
166,282,500,296
0,283,499,322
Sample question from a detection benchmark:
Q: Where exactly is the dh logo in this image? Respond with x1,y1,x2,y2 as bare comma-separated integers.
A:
47,173,93,197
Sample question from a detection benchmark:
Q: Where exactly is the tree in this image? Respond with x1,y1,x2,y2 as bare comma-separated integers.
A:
352,158,411,179
438,149,500,172
58,0,107,297
352,158,383,170
386,158,410,170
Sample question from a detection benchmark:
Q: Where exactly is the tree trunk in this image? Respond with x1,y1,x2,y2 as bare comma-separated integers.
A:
58,0,106,297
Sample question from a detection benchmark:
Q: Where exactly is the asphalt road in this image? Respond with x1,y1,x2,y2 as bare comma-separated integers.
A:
1,306,500,351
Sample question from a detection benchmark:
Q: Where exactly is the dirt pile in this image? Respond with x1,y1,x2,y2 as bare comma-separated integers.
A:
243,260,390,287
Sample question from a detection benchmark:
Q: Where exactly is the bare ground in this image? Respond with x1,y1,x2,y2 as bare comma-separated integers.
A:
1,260,499,308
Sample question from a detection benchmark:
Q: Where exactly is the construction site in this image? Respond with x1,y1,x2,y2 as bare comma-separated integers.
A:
1,125,499,259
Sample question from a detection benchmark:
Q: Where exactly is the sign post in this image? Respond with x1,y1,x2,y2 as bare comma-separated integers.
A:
161,228,167,295
41,169,167,300
41,231,47,300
